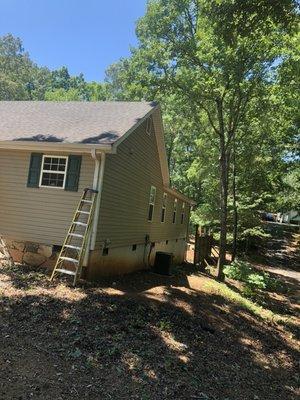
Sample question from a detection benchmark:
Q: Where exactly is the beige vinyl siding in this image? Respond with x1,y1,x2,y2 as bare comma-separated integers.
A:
96,119,189,248
0,149,94,245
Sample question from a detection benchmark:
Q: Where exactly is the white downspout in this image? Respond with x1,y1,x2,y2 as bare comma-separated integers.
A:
83,150,105,266
90,152,106,250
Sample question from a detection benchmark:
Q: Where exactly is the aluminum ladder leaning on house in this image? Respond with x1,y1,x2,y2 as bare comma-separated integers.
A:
50,188,98,286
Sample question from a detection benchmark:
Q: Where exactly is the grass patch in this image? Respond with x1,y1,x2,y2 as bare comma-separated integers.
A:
223,259,281,291
202,279,287,324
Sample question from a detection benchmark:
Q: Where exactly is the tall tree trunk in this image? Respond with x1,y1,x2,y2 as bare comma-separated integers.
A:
217,142,228,281
232,137,238,262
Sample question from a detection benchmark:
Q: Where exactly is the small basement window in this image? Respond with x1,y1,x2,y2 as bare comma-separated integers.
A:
132,244,137,251
161,192,167,223
102,247,109,256
52,245,62,253
172,198,178,223
39,155,68,189
148,186,156,221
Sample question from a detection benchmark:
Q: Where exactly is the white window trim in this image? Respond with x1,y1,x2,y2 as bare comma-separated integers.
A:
161,192,167,223
39,155,68,189
173,198,178,224
181,202,185,224
148,185,156,222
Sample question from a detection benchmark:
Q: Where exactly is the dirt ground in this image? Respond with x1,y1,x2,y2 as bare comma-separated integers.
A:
0,232,299,400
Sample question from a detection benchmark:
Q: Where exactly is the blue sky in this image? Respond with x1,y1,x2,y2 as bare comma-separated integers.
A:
0,0,147,81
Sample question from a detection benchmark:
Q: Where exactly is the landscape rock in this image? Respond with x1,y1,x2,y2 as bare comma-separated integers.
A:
38,245,53,258
25,242,39,254
5,239,25,252
9,249,23,264
23,252,46,267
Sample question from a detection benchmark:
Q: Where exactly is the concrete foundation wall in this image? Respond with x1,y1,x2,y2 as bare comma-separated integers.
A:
5,237,187,281
87,238,187,281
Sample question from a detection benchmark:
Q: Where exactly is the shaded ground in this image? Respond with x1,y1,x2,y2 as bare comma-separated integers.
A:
0,227,299,400
253,225,300,282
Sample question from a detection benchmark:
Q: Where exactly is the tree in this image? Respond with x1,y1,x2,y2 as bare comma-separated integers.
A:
116,0,298,279
44,87,82,101
0,34,36,100
86,81,110,101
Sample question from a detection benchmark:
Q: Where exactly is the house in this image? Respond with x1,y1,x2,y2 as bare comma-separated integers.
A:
0,101,194,280
277,210,300,225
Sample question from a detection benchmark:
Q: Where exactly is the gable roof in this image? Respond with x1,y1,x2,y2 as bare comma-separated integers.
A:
0,101,195,204
0,101,157,144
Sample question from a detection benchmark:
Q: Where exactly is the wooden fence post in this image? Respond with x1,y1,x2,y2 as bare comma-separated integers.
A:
194,224,199,267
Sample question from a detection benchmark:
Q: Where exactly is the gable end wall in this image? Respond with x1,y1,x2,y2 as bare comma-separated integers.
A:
96,119,189,249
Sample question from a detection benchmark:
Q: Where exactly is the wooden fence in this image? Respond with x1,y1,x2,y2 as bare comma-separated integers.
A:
193,225,219,270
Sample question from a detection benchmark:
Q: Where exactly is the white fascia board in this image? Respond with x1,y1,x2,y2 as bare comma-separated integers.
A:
164,186,196,205
0,141,114,154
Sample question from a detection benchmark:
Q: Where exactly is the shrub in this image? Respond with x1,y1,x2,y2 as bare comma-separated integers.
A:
224,259,279,291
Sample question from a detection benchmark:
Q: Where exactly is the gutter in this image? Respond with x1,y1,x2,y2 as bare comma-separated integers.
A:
164,186,196,205
0,141,113,154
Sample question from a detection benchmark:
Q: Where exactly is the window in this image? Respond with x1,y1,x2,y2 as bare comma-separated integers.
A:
148,186,156,221
132,244,137,251
172,198,178,223
181,202,185,224
39,155,68,189
161,193,167,222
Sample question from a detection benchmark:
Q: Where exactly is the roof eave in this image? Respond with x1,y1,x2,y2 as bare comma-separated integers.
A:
164,186,196,205
0,141,114,154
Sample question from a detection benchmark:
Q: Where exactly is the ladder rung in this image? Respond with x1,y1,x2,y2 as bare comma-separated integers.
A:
68,233,84,238
55,268,76,276
73,222,88,227
81,200,93,204
64,245,82,251
59,257,79,264
77,211,90,215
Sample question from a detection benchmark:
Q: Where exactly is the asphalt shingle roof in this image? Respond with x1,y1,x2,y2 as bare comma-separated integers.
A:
0,101,157,144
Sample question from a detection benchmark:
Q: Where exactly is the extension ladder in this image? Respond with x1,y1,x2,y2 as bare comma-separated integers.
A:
50,188,98,286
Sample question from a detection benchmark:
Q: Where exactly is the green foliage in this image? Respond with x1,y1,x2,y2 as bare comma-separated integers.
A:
240,226,271,240
157,319,172,331
44,88,82,101
104,0,298,264
0,34,109,102
224,259,279,291
0,2,299,263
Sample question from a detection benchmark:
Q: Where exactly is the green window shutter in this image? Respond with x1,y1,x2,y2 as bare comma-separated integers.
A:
65,155,82,192
27,153,43,188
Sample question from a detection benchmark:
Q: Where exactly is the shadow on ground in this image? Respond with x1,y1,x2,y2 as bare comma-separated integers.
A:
0,262,299,400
